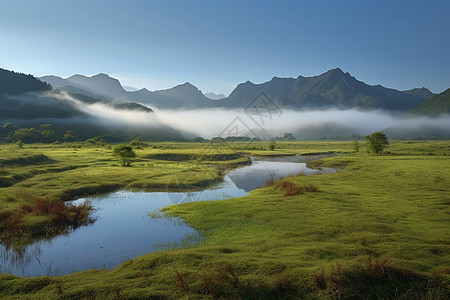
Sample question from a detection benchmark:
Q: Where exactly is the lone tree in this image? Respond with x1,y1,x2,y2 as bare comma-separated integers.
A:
365,131,389,154
268,140,276,151
353,140,360,153
113,144,136,166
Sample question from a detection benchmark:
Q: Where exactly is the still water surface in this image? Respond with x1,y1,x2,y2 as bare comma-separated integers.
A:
0,155,335,276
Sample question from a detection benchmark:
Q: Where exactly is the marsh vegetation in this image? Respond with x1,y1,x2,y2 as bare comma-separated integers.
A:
0,140,448,299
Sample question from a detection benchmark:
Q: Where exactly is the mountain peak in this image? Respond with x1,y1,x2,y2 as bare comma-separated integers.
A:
319,67,356,83
92,73,111,78
403,87,434,100
325,67,345,75
55,73,128,100
172,82,199,91
180,82,196,88
68,74,87,80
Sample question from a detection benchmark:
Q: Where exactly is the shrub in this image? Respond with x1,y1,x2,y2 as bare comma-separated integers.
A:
268,141,276,151
272,180,318,196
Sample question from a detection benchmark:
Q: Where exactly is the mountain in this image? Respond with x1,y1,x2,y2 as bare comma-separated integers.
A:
0,69,79,120
2,68,180,141
205,92,226,100
41,68,435,112
403,87,434,100
41,73,129,100
217,68,431,112
41,75,216,109
1,68,51,96
409,88,450,117
129,82,217,109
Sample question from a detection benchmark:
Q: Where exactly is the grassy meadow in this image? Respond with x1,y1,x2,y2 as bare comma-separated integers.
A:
0,140,449,299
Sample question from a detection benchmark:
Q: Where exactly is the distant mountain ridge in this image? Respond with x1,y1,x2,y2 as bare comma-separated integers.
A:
409,88,450,117
403,87,435,100
205,92,226,100
130,82,215,109
41,73,129,100
41,68,436,113
215,68,433,112
41,74,215,109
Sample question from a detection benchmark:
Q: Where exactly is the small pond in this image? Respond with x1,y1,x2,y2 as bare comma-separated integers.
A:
0,154,335,277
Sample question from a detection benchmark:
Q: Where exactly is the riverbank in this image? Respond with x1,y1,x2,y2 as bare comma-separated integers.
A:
0,143,250,244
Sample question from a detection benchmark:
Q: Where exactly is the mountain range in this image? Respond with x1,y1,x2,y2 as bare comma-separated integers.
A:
1,67,449,140
41,74,216,109
0,68,180,141
41,68,437,113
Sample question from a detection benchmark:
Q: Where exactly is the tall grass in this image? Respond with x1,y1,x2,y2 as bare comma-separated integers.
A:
269,179,319,196
0,197,94,245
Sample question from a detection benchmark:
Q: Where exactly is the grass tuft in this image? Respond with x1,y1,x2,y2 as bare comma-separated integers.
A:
174,268,190,294
271,180,319,196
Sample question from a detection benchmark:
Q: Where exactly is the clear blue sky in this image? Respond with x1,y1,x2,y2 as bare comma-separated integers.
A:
1,0,449,95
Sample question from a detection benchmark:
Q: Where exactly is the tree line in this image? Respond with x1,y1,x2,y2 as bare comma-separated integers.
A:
0,123,79,144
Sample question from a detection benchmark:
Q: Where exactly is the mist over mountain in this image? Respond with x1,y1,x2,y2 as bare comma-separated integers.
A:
41,75,216,109
1,69,181,141
41,68,434,113
41,73,129,100
3,67,448,141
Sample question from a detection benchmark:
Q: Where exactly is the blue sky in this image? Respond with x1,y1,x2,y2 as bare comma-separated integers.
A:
0,0,449,95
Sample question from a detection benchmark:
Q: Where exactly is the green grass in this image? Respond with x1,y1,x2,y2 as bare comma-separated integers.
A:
0,142,248,243
0,141,449,299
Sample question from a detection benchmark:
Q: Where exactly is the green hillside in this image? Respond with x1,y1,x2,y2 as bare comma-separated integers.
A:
410,88,450,116
0,68,51,95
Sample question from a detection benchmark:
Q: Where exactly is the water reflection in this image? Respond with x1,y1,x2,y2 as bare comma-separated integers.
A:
227,156,336,192
0,177,246,276
0,154,335,277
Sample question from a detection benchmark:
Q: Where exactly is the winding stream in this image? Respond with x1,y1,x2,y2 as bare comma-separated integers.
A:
0,155,335,277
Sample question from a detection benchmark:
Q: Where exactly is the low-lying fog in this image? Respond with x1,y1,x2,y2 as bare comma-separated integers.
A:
155,108,450,139
2,91,449,139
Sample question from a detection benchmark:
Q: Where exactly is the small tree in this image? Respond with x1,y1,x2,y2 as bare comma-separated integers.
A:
10,128,42,143
113,144,136,166
40,123,57,143
268,141,276,151
353,140,360,153
283,133,297,141
64,130,78,142
365,131,389,154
